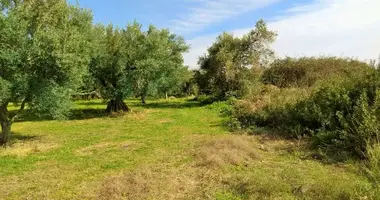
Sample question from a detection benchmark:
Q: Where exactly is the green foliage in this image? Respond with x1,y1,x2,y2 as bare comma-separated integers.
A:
90,23,189,106
262,57,373,88
89,24,131,102
292,73,380,157
233,85,309,131
157,65,192,98
0,0,93,143
178,69,199,97
235,71,380,158
124,24,189,102
206,99,235,116
29,86,73,120
197,20,276,99
366,144,380,184
0,78,11,104
0,0,93,109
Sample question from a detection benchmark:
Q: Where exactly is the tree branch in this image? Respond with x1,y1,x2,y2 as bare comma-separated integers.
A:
74,90,102,99
10,98,27,123
0,102,9,123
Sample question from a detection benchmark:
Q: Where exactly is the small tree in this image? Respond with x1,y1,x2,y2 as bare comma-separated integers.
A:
197,20,276,98
0,0,93,144
128,25,189,104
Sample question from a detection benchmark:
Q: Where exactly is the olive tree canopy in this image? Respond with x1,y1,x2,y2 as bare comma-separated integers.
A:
0,0,93,144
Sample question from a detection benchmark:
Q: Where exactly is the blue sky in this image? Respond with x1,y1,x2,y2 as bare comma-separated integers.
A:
72,0,380,68
73,0,311,38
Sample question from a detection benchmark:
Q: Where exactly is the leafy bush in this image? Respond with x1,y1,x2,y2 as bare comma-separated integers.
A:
262,57,372,88
233,85,309,131
206,98,236,116
290,73,380,157
235,71,380,158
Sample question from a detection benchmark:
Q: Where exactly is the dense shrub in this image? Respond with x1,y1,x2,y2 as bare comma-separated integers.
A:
292,73,380,157
233,85,309,130
235,71,380,158
262,57,372,88
206,100,234,115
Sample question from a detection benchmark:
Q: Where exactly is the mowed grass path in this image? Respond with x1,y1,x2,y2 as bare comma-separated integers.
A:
0,99,377,199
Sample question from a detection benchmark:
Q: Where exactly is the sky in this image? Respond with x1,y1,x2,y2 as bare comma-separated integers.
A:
72,0,380,69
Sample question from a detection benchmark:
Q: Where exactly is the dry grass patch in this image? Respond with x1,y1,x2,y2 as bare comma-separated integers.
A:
158,118,174,124
0,141,59,157
193,135,260,167
75,141,137,156
94,165,212,200
123,109,156,120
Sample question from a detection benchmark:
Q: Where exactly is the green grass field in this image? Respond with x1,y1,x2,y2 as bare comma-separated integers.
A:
0,99,378,199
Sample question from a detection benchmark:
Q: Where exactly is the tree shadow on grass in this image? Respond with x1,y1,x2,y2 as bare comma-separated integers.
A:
1,133,41,146
10,132,40,142
73,100,203,109
139,101,203,109
12,101,203,123
14,108,109,123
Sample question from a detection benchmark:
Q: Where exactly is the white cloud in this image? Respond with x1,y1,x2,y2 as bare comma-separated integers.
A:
184,0,380,69
170,0,282,34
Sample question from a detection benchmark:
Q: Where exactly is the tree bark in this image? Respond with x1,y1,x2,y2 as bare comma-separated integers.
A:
141,95,146,104
0,104,11,145
0,121,11,145
106,99,130,113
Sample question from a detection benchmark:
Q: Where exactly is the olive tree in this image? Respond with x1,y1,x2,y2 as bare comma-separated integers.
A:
128,25,189,104
0,0,93,144
89,24,135,112
197,20,276,98
156,65,191,99
90,22,189,110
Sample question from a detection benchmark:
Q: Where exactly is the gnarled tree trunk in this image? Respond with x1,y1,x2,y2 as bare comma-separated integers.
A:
106,99,130,113
0,121,11,145
141,94,146,104
0,104,11,145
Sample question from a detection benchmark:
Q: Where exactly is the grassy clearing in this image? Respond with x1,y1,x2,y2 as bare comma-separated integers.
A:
0,99,378,199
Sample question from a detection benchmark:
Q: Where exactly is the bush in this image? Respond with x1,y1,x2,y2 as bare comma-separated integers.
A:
262,57,372,88
289,73,380,157
233,85,309,131
235,71,380,158
206,100,234,116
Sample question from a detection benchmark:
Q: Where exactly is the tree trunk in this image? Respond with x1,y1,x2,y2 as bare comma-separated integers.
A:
0,104,11,145
165,92,168,100
0,121,11,145
106,99,130,113
141,95,146,104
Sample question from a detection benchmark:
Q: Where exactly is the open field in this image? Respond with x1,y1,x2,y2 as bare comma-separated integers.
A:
0,99,378,199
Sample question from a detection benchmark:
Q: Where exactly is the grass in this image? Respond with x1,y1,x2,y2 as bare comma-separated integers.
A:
0,98,379,199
